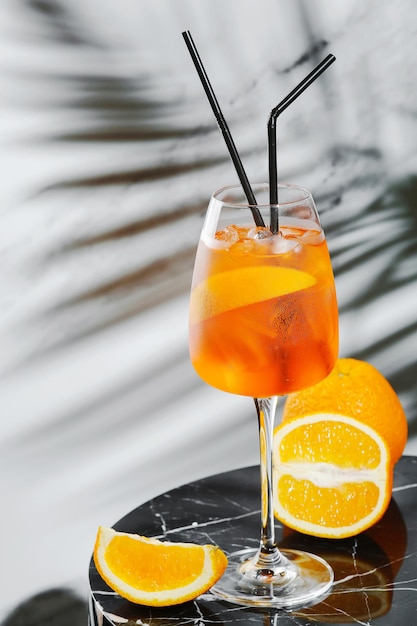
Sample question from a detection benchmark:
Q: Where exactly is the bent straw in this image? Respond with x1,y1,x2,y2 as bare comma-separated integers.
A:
182,30,265,227
269,54,336,234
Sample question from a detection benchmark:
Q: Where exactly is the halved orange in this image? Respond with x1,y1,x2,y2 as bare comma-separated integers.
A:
190,266,316,322
273,414,393,538
282,358,407,463
94,527,227,606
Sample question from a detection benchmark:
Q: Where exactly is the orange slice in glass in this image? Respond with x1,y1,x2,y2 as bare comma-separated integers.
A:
190,266,316,322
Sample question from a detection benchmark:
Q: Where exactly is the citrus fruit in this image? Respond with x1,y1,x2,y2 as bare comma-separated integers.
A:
190,266,315,322
273,414,393,538
282,358,407,463
93,527,228,606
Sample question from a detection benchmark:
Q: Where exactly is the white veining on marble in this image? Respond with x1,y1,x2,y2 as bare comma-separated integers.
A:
393,482,417,492
316,605,371,626
103,613,128,624
154,511,168,534
353,536,372,625
151,509,260,540
334,565,392,588
192,599,205,625
93,590,119,597
386,577,417,590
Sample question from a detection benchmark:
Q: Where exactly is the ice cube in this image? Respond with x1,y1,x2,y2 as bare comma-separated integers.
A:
247,226,273,240
229,238,255,257
215,224,240,243
271,234,301,255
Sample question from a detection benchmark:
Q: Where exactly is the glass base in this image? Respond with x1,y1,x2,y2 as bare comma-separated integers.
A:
211,547,334,609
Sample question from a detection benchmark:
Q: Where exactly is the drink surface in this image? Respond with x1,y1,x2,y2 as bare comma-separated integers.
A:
189,222,338,397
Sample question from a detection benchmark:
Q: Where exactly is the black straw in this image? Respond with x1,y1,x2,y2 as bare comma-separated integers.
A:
268,54,336,233
182,30,265,227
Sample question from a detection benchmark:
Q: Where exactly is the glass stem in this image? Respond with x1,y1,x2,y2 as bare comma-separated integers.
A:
253,396,286,571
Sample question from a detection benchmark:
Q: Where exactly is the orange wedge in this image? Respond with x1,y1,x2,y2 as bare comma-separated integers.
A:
94,527,227,606
190,266,316,322
273,414,393,538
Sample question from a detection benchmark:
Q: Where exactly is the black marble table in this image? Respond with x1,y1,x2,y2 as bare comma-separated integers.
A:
89,456,417,625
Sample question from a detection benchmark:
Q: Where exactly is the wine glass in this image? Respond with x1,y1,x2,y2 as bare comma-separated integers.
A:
189,183,339,609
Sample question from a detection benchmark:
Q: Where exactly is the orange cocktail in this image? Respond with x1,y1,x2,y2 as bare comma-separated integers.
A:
190,222,338,398
189,183,339,608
